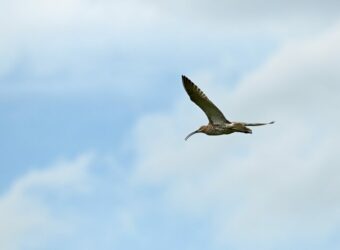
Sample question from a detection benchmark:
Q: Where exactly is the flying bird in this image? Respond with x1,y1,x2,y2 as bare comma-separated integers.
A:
182,75,274,140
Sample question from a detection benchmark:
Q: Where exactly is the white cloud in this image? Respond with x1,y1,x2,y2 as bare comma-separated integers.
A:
0,0,164,95
1,0,340,98
146,0,340,37
131,21,340,249
0,152,154,250
0,154,94,250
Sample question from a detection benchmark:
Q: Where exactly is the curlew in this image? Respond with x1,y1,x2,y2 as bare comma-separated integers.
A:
182,75,274,140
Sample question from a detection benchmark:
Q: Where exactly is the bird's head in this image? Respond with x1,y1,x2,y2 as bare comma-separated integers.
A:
185,126,207,141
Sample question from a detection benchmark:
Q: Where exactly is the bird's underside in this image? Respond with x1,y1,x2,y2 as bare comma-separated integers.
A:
182,75,274,140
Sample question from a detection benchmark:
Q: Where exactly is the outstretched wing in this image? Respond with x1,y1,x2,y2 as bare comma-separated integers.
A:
182,75,230,124
243,121,275,126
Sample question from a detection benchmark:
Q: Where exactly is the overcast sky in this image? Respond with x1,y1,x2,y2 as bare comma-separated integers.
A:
1,0,340,249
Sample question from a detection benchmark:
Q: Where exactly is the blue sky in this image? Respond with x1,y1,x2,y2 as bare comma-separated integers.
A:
1,1,340,249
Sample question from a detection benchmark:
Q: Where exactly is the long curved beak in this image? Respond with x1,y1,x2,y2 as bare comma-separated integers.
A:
185,130,200,141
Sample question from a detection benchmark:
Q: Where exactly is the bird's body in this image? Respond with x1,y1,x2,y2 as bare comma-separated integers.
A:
198,123,249,136
182,75,274,140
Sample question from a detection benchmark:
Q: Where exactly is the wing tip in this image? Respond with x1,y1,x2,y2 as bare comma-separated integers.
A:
181,75,193,87
182,75,191,89
181,75,189,82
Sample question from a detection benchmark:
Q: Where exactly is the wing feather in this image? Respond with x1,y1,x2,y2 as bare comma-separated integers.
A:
182,75,230,124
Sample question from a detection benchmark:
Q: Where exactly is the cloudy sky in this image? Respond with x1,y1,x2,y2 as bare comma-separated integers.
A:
1,0,340,249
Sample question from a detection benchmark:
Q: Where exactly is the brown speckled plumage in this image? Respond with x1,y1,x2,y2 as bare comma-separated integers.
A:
182,75,274,140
